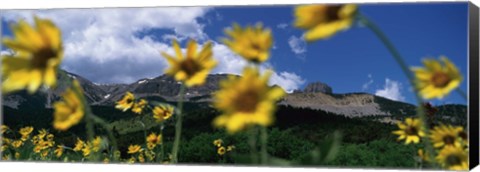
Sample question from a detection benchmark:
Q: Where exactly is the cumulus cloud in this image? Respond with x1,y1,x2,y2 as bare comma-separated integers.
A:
2,8,306,92
375,78,405,101
288,35,307,59
210,43,305,92
362,74,374,91
2,7,210,83
270,71,306,93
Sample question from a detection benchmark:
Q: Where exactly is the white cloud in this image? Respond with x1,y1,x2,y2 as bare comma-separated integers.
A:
362,74,374,91
2,8,306,92
210,43,248,75
375,78,405,101
210,43,305,92
276,23,288,29
2,7,210,83
1,49,13,56
288,35,306,59
270,71,306,93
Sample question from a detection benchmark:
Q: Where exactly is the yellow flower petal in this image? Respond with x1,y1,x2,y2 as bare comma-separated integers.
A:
294,4,357,41
1,16,63,94
161,39,217,87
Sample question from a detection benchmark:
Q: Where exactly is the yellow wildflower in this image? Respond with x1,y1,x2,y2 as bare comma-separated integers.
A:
392,118,425,144
418,149,430,162
47,134,54,141
19,126,34,140
1,138,10,151
82,143,92,157
217,146,226,156
128,157,136,164
11,140,23,148
152,105,174,123
103,158,110,164
1,125,9,134
33,145,43,153
222,23,273,63
114,150,121,160
1,146,7,152
146,133,162,150
128,144,142,154
73,138,85,151
145,150,156,161
41,149,49,158
161,39,217,87
294,4,357,41
2,155,9,160
1,16,63,94
15,152,20,159
37,129,48,139
32,135,40,145
54,145,64,157
430,124,465,148
227,145,236,152
436,146,468,170
92,136,103,152
411,56,462,99
213,139,223,147
138,153,145,163
213,67,286,133
53,80,85,131
132,99,148,114
115,92,135,112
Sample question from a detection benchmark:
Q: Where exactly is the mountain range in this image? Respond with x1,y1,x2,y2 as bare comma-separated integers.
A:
1,69,466,119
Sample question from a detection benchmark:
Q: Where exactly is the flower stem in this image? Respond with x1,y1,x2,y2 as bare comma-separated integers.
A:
159,124,164,162
136,121,147,141
260,126,268,165
456,88,467,101
171,84,186,163
89,114,119,159
248,127,258,164
358,14,438,168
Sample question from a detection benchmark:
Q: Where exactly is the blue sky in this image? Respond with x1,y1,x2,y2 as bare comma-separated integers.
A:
1,2,469,105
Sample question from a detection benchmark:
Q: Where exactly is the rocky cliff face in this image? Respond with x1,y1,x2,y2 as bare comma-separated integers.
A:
279,92,415,117
303,82,333,94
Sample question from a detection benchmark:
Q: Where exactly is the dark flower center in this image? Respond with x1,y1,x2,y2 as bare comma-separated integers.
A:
32,47,57,69
406,126,418,135
326,6,343,22
446,154,462,166
126,98,133,104
458,131,468,140
181,58,202,77
251,42,262,51
234,89,260,113
431,72,451,87
443,135,455,145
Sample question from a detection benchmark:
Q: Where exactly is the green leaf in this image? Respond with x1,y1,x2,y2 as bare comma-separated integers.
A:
295,130,342,165
319,130,342,162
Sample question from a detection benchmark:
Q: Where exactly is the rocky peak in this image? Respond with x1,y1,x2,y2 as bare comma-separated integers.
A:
303,82,332,94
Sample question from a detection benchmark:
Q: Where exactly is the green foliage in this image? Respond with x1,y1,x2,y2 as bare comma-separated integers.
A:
1,103,467,167
326,139,419,167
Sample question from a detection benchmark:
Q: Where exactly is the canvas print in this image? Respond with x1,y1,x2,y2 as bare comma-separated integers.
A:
0,2,472,171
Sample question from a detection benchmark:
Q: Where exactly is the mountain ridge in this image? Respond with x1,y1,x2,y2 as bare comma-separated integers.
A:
1,69,465,118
